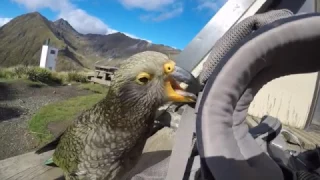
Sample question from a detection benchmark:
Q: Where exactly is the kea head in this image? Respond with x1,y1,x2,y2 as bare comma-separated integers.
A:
109,51,200,109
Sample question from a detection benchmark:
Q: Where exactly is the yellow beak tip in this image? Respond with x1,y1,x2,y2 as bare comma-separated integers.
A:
164,80,196,103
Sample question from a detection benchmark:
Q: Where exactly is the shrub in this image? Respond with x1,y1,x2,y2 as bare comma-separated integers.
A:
13,65,29,78
67,71,88,83
26,67,62,84
0,68,15,79
26,67,51,82
52,71,67,84
50,73,63,84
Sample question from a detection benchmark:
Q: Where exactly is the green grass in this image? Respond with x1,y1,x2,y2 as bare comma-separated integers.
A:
28,93,106,144
1,69,108,144
0,78,47,88
78,83,109,94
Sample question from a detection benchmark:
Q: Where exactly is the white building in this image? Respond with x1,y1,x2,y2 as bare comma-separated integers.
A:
39,39,58,71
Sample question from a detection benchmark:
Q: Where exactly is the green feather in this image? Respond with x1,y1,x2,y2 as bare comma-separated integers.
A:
44,157,57,167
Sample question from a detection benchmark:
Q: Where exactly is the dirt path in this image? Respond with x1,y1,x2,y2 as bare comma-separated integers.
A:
0,80,92,160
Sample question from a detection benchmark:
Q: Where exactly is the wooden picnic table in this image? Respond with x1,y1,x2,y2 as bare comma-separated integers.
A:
86,65,117,86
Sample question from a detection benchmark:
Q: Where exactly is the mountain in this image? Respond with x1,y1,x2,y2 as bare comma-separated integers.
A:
0,12,181,71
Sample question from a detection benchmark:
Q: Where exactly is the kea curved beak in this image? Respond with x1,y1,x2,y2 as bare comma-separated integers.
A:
165,65,201,103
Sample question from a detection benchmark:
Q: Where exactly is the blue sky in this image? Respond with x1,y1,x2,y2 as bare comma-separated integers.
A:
0,0,227,49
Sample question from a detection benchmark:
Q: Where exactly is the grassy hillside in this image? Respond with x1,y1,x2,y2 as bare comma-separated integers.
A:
0,12,64,66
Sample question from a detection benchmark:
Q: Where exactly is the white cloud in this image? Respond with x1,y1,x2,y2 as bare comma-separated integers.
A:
10,1,126,36
118,0,182,21
196,0,228,12
123,32,152,43
11,0,151,41
12,0,110,34
12,0,74,11
0,18,12,27
152,6,183,21
106,29,118,34
118,0,175,11
12,0,111,34
137,2,183,22
58,9,115,34
105,29,152,43
122,32,139,39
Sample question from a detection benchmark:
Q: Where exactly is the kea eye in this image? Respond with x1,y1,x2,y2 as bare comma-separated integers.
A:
135,72,151,85
163,61,175,74
138,77,149,84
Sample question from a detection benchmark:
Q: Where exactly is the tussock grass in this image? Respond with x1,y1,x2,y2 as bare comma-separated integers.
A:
0,65,90,85
78,83,109,94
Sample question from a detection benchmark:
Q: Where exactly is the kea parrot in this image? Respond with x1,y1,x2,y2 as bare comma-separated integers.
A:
35,51,200,180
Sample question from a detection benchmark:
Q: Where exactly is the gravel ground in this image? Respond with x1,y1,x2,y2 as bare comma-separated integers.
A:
0,80,92,160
